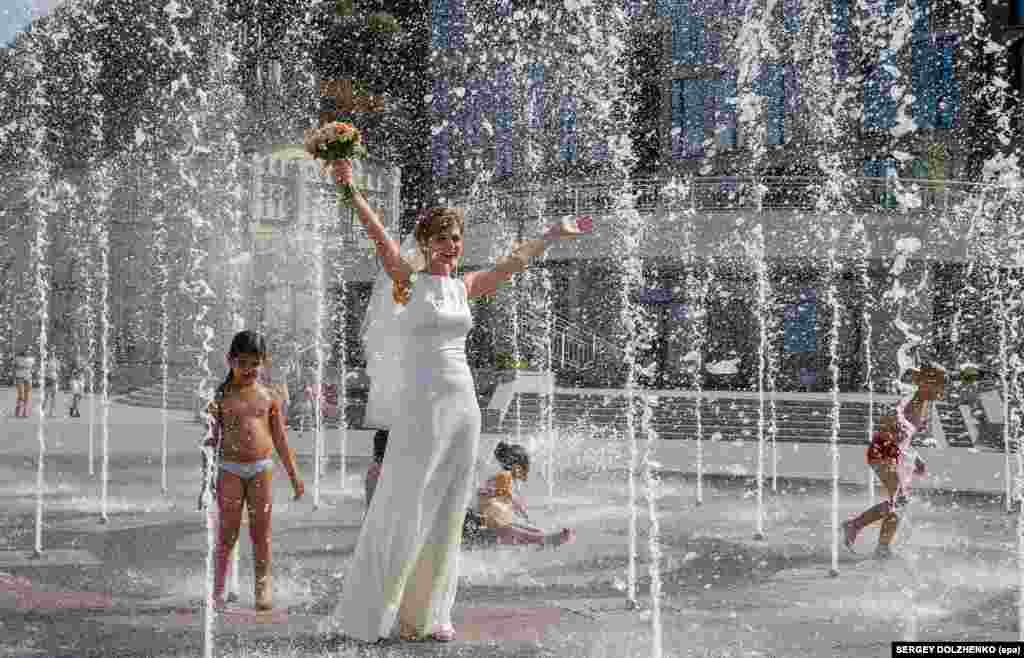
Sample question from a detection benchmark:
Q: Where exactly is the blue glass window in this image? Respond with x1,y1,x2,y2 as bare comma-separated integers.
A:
913,21,960,130
784,0,800,33
685,79,706,156
935,34,960,128
431,0,449,50
783,290,817,354
527,63,545,130
558,94,578,163
784,63,799,117
495,64,513,176
461,79,482,147
706,31,722,65
449,0,465,49
431,79,449,177
757,65,785,146
671,1,706,65
714,73,738,149
832,0,850,80
729,0,750,16
670,78,706,159
496,0,512,18
671,79,685,159
863,158,896,177
1016,0,1024,22
864,0,896,17
864,49,896,130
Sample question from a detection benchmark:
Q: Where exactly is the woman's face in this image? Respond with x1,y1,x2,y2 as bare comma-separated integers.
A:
230,352,264,386
425,225,463,272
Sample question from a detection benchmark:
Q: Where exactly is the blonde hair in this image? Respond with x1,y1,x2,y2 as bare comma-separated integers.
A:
392,207,466,305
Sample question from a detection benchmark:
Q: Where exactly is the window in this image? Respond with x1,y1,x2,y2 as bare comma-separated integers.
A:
671,3,705,65
757,64,785,146
430,0,464,50
460,78,482,147
832,0,850,80
1016,0,1024,23
783,289,817,354
430,0,449,50
715,73,738,148
863,158,896,178
863,0,896,17
863,48,896,130
431,79,449,177
527,63,545,130
935,34,960,128
912,13,960,130
495,64,513,177
558,94,578,163
449,0,465,49
672,75,737,159
784,0,800,33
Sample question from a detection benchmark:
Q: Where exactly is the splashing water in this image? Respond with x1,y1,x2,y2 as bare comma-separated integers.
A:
747,224,770,541
826,223,843,578
29,136,52,559
92,162,114,526
855,219,877,505
312,180,327,510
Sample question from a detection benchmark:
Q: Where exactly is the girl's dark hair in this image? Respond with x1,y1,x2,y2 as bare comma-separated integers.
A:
494,442,529,471
211,331,269,452
373,429,389,464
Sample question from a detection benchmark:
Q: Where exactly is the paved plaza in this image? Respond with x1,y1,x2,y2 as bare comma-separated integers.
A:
0,388,1020,657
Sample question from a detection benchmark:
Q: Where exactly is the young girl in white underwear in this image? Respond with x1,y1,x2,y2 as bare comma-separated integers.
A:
201,330,305,610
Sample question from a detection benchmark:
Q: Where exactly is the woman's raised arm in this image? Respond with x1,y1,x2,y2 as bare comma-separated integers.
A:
464,216,592,299
332,160,411,281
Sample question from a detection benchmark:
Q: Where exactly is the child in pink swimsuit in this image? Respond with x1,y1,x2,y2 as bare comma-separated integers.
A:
474,442,575,548
842,366,944,558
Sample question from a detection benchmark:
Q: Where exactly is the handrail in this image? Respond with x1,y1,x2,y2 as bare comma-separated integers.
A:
457,175,1021,218
516,305,625,372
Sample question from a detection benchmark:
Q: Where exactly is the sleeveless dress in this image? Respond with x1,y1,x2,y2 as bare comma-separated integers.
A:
330,274,480,641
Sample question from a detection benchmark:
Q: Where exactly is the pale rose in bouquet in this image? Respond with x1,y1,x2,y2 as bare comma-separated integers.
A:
272,121,369,204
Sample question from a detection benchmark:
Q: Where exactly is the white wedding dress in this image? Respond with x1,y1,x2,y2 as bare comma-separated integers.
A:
329,273,481,642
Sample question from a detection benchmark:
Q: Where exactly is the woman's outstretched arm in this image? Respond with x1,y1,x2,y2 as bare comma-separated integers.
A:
464,216,592,299
332,160,411,281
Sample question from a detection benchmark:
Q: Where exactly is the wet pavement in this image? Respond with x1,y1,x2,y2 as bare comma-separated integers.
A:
0,394,1020,657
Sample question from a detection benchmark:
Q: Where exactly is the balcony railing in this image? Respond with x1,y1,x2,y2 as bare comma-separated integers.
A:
458,176,1021,220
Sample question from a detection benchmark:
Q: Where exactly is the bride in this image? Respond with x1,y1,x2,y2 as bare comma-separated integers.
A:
324,160,590,643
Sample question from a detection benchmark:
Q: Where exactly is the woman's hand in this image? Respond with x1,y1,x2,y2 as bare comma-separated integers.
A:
544,215,593,241
331,159,353,186
292,477,305,501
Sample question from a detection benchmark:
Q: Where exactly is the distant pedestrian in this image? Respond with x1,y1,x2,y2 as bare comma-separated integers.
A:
68,365,85,418
13,350,35,418
42,355,60,419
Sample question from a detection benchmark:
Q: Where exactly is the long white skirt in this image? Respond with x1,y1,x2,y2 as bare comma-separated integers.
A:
327,364,480,642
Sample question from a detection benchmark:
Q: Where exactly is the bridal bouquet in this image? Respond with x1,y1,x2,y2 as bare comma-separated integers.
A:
271,121,369,204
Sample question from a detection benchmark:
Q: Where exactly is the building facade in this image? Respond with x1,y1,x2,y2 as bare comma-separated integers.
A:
426,0,1022,392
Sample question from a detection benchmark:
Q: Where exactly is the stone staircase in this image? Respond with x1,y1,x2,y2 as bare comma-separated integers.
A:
113,373,370,430
113,374,207,413
483,390,975,448
112,372,977,449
